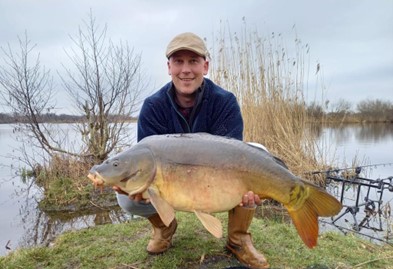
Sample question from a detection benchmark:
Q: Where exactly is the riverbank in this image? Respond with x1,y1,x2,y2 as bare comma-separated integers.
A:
1,211,392,269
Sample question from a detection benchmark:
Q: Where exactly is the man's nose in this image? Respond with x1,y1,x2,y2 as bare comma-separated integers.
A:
181,63,191,73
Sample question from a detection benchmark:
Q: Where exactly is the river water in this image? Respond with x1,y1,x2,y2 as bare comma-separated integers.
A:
0,123,392,256
314,123,393,243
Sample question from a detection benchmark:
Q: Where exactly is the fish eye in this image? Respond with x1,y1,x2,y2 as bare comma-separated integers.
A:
113,161,119,167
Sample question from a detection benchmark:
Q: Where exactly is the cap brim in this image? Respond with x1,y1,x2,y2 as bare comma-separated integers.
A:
166,47,206,58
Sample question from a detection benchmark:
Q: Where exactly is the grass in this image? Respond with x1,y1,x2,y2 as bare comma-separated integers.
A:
1,211,393,269
38,177,117,212
29,154,117,212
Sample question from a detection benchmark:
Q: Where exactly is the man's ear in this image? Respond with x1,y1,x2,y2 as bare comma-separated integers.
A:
203,60,209,75
167,61,171,75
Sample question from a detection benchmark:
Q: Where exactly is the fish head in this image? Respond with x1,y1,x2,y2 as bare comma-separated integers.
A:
88,147,156,195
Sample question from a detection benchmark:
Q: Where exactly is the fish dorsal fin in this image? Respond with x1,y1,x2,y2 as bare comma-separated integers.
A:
147,188,175,227
194,210,223,238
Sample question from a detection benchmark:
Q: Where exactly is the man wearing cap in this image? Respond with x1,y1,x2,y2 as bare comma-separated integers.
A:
115,32,269,268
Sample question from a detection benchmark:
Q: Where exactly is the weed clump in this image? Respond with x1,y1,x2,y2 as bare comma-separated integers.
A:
28,154,116,212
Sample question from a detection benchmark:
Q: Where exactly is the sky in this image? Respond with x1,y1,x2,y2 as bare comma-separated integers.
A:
0,0,392,114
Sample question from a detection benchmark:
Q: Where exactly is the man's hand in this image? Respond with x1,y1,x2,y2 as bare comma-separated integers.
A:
240,191,262,208
112,186,150,203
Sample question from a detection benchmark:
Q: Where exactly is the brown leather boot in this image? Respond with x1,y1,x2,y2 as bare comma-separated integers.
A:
226,206,270,269
146,214,178,254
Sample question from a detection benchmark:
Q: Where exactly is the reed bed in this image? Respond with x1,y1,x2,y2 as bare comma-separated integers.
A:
210,24,322,177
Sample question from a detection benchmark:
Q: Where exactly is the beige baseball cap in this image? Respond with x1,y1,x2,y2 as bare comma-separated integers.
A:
166,32,209,59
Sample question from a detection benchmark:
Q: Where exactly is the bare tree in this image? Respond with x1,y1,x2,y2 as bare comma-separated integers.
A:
330,98,352,120
0,12,145,167
357,99,393,121
306,101,324,120
0,33,65,158
61,11,145,162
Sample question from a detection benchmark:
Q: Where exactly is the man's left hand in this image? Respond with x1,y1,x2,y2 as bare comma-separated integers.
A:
240,191,262,208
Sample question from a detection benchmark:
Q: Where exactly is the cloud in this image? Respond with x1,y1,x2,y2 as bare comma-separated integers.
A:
0,0,392,114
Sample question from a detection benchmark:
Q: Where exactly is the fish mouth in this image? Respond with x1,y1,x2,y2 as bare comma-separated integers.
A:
87,167,154,197
87,172,105,187
87,170,140,186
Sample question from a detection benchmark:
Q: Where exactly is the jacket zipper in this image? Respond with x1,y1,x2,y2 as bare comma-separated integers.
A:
167,92,191,133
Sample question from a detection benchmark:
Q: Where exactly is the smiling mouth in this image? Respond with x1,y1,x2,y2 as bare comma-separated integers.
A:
179,77,194,81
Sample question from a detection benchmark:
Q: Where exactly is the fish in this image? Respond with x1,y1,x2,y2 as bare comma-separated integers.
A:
88,133,342,248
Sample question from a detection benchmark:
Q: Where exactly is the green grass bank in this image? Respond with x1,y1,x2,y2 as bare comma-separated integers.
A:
1,211,392,269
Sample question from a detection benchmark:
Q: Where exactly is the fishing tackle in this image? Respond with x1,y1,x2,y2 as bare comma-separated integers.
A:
309,163,393,245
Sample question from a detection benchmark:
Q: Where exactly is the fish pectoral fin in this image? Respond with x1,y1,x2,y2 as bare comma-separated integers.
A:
194,210,223,238
147,188,175,227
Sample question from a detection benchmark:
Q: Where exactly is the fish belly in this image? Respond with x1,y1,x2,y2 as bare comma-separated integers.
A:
155,163,249,213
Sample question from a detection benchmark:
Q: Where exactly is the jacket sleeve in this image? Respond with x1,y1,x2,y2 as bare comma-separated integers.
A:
209,93,244,140
137,98,169,142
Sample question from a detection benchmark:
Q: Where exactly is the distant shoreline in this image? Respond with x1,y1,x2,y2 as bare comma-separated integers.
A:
1,112,392,125
0,113,137,124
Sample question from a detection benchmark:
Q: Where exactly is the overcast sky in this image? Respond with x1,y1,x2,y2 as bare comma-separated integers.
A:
1,0,392,114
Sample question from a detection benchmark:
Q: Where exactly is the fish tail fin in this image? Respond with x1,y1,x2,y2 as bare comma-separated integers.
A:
288,200,319,248
287,181,342,248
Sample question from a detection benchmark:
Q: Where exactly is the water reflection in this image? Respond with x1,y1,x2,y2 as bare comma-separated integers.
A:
355,123,393,143
313,123,393,145
11,184,128,252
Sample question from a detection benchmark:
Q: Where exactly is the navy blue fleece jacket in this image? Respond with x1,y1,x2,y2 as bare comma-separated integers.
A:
137,78,243,142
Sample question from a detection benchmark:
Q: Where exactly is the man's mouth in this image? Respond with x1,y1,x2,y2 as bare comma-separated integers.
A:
179,77,194,81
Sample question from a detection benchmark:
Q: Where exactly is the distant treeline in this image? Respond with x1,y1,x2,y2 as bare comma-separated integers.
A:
1,98,392,124
0,113,136,124
307,98,393,123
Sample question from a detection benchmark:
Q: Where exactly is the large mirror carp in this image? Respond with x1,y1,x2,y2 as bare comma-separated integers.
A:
88,133,342,248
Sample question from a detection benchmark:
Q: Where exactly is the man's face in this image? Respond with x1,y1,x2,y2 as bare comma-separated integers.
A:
167,50,209,97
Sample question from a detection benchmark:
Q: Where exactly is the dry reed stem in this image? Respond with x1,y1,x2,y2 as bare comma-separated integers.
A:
210,22,323,178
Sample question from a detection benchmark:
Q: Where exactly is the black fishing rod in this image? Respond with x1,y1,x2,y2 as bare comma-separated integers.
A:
309,163,393,244
307,162,393,176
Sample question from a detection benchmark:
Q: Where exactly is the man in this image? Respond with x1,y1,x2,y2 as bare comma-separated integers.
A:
115,32,269,269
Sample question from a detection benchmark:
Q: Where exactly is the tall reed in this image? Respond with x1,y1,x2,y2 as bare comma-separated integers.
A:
210,23,321,176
